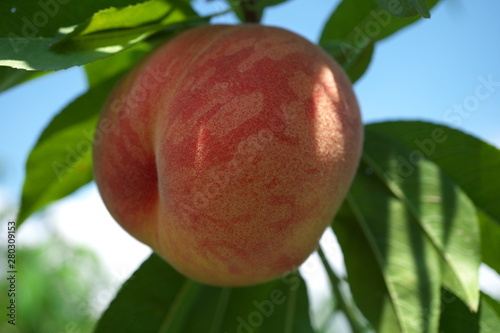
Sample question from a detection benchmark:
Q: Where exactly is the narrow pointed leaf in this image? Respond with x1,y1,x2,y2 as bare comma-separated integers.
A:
334,161,442,333
184,272,314,333
366,121,500,225
17,77,119,225
51,0,201,53
439,291,500,333
481,293,500,332
333,203,402,332
0,0,145,69
319,0,439,82
0,66,47,93
0,0,145,38
478,210,500,275
0,0,204,71
439,288,479,333
84,41,154,87
374,0,431,18
94,254,203,333
364,124,481,310
0,38,126,71
95,253,314,333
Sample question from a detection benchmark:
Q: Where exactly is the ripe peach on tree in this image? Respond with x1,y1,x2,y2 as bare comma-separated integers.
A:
93,24,363,286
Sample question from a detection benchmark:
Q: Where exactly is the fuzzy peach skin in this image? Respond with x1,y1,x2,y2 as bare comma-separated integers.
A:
93,24,363,286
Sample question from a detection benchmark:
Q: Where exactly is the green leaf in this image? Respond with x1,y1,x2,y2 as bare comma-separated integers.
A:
319,0,439,82
344,42,374,84
95,253,314,333
364,123,481,310
332,120,490,331
84,41,154,87
319,0,377,81
186,273,314,333
0,0,145,38
333,203,401,332
0,66,47,92
17,77,120,225
0,37,121,70
439,288,479,333
481,293,500,332
51,0,201,53
374,0,431,18
439,291,500,333
478,210,500,275
0,0,146,69
483,293,500,316
320,40,375,84
94,254,202,333
0,0,204,71
367,121,500,225
334,162,442,333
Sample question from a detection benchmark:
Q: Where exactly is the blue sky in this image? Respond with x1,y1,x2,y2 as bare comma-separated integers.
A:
1,0,499,201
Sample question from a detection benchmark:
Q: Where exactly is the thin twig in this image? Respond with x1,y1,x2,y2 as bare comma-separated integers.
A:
241,0,261,23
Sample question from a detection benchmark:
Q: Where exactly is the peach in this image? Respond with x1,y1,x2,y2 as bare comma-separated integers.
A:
93,24,362,286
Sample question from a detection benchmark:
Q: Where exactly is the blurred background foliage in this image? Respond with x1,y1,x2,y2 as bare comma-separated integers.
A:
0,207,111,333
